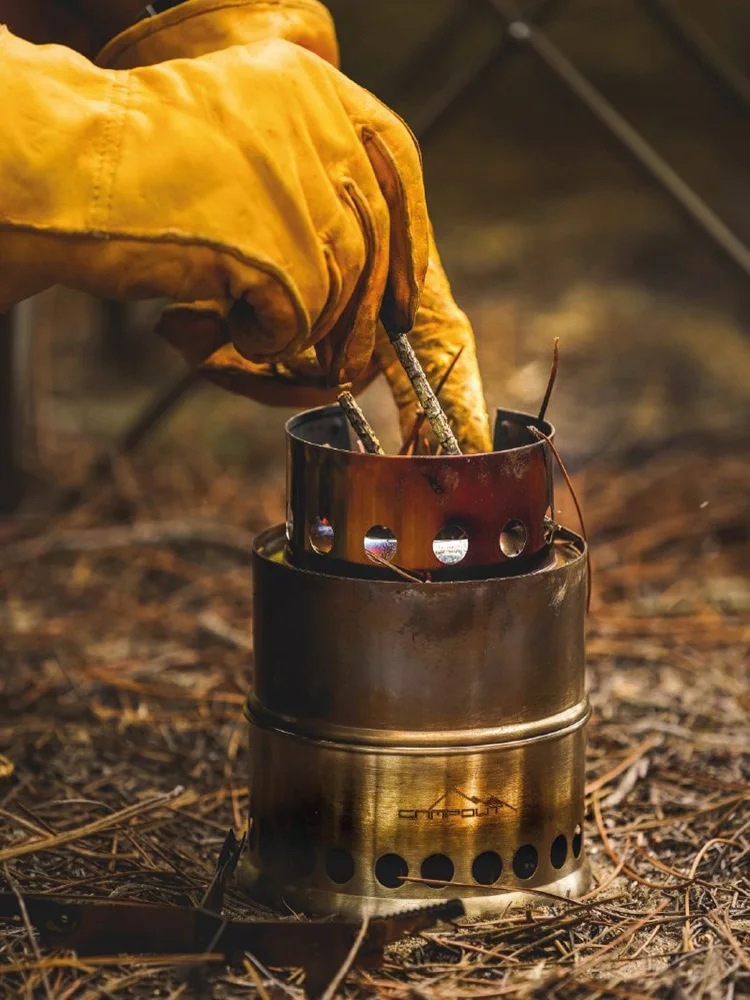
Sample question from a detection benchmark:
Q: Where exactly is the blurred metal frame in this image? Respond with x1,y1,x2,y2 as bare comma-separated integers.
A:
1,297,200,516
85,0,750,496
5,1,750,513
0,311,21,514
637,0,750,115
397,0,750,280
0,303,41,516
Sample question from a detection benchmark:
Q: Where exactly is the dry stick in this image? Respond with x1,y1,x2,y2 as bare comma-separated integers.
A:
0,520,257,569
683,837,742,951
0,955,225,976
366,550,425,584
538,337,560,423
592,791,679,892
528,425,591,611
566,900,670,976
710,910,750,974
388,333,461,455
399,346,465,456
242,958,272,1000
579,851,630,902
3,862,55,1000
319,917,370,1000
0,786,184,863
585,734,662,797
337,392,385,455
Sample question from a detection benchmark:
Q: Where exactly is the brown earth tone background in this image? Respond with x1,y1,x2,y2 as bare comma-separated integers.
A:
1,3,748,998
23,0,750,487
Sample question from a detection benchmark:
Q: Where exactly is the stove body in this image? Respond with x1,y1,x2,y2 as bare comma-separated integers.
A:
241,406,590,916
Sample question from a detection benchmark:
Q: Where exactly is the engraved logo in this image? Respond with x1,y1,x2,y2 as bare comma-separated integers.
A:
398,787,516,821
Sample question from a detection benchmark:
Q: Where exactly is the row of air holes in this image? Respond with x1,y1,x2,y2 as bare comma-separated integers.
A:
254,824,583,888
307,517,529,565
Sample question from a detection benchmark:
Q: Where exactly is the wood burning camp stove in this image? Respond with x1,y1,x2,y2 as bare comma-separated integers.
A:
239,405,590,916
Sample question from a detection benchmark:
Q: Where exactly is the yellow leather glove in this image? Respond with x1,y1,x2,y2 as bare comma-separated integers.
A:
0,24,428,386
99,0,493,452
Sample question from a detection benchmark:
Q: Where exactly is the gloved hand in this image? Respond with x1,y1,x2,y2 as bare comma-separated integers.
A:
99,0,493,452
0,24,427,387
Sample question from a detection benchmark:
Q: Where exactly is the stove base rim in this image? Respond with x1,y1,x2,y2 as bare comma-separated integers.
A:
234,855,592,919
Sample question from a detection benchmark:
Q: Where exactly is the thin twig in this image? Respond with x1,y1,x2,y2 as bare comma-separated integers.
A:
3,863,55,1000
399,346,465,455
683,837,742,950
586,735,662,796
366,550,426,583
0,787,185,863
567,900,670,975
528,425,591,610
709,909,750,973
592,791,679,891
319,917,369,1000
538,337,560,422
242,957,272,1000
0,520,256,568
337,392,385,455
388,333,461,455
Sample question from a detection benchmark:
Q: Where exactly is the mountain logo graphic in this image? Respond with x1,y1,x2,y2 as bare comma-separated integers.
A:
398,787,517,821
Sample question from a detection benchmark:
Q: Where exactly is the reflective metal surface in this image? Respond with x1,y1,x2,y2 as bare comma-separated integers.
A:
240,525,590,916
286,407,554,573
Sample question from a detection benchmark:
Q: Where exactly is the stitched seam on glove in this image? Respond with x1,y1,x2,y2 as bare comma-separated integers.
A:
89,74,120,231
359,125,420,326
98,0,334,66
0,221,308,328
101,71,133,226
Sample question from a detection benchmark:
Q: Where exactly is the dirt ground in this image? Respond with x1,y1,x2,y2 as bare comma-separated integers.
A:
0,412,748,998
1,0,750,995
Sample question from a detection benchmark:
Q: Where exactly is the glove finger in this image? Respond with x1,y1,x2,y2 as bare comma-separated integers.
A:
157,300,230,366
97,0,340,70
375,241,493,455
201,341,380,406
334,77,429,335
315,175,390,384
158,299,381,405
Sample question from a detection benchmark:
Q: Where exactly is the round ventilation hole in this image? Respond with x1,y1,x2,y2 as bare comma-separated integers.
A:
325,847,354,885
512,844,538,880
375,853,408,889
420,854,454,888
472,851,503,886
500,519,528,558
364,525,398,563
550,834,568,870
433,524,469,565
572,824,583,859
309,516,334,555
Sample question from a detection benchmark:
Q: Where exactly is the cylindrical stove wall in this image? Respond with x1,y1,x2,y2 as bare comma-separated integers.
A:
242,525,590,916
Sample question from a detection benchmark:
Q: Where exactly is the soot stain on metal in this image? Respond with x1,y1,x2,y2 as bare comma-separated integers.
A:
240,405,590,917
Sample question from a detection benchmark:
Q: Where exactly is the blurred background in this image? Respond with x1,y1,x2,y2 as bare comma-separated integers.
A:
3,0,750,518
2,8,748,992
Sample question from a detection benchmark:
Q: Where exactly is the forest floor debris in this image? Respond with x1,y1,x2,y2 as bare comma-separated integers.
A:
0,435,747,998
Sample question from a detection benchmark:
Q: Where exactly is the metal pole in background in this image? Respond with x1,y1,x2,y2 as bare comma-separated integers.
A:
638,0,750,115
481,0,750,282
0,310,23,514
379,0,477,107
408,0,561,142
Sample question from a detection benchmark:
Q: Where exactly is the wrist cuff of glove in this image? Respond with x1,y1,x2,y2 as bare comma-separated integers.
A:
97,0,338,69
